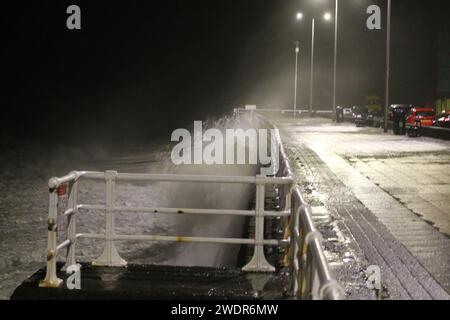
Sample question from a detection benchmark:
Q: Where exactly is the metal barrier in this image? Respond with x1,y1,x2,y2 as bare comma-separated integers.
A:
234,108,334,118
289,189,344,300
39,110,344,300
236,108,345,300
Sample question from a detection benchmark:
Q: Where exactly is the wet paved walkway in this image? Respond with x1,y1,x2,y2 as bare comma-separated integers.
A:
272,116,450,300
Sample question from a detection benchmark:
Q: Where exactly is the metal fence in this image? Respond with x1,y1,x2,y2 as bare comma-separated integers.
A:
39,110,344,300
233,107,334,118
236,109,344,300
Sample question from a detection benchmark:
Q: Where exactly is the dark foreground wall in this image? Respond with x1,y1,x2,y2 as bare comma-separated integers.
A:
11,263,289,300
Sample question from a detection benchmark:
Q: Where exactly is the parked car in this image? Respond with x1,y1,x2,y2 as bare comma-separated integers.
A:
366,111,384,128
353,106,369,127
390,104,411,135
435,111,450,128
343,108,353,120
389,104,411,121
406,108,436,127
353,103,383,128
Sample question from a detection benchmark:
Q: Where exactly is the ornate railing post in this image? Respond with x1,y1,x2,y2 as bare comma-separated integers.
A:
65,180,78,269
39,184,63,288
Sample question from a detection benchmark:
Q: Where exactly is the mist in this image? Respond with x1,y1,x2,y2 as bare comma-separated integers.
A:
2,0,449,149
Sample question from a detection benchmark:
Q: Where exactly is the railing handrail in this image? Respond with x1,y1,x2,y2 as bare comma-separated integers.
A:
48,171,294,189
233,107,334,115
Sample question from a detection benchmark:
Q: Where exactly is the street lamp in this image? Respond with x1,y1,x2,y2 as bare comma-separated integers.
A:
296,11,332,116
384,0,392,133
310,17,315,116
333,0,339,118
294,13,303,119
293,41,300,118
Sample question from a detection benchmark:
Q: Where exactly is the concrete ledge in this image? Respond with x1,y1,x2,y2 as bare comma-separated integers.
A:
11,262,290,300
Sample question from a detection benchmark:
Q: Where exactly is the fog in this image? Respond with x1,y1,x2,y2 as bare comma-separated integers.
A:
2,0,449,148
0,113,269,298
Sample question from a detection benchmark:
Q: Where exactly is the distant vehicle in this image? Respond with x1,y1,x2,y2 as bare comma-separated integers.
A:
366,111,384,128
390,104,411,135
406,108,436,127
389,104,411,121
343,108,353,120
353,106,369,127
435,111,450,128
352,106,367,118
365,96,383,127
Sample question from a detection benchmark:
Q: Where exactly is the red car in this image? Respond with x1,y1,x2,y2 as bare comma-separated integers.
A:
406,108,436,127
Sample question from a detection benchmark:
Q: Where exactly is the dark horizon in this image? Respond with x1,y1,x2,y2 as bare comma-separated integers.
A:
2,0,449,145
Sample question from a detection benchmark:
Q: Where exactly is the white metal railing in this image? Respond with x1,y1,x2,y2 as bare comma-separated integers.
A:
39,171,293,285
233,107,334,118
39,110,344,300
237,108,345,300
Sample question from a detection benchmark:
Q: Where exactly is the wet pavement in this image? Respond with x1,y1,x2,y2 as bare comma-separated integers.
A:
271,116,450,300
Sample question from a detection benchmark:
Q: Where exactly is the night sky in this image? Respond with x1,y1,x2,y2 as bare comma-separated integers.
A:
2,0,449,145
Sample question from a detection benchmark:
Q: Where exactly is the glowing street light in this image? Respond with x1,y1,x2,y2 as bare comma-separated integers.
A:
333,0,339,118
293,41,300,118
296,11,332,116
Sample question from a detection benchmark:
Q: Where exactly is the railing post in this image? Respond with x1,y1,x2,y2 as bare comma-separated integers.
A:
289,199,300,296
64,180,78,269
310,258,320,300
93,171,127,267
302,248,313,299
39,187,63,288
298,226,308,299
242,176,275,272
282,184,293,243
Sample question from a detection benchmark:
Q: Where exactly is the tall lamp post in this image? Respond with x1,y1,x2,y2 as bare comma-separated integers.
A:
310,18,315,116
294,40,300,118
333,0,339,116
297,12,332,116
384,0,392,133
